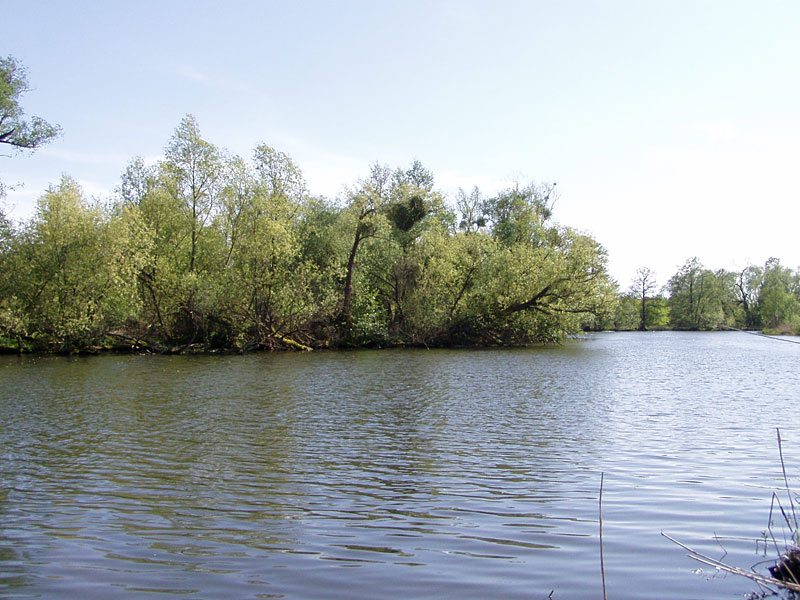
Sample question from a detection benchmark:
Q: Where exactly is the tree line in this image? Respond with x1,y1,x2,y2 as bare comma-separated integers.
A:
3,56,795,353
613,259,800,334
1,107,615,352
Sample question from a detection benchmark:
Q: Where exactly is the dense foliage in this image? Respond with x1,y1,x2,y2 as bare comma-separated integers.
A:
614,257,800,334
0,116,616,353
4,57,794,352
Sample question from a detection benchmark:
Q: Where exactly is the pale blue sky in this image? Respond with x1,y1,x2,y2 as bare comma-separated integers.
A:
3,0,799,287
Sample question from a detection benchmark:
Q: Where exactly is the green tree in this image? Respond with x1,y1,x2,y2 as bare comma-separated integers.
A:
219,144,318,349
668,258,733,330
757,258,800,332
714,268,743,327
483,182,557,247
0,56,61,153
366,161,445,338
733,264,763,329
156,116,227,343
612,295,640,330
645,296,670,329
483,226,613,343
0,207,11,255
339,162,392,332
252,143,306,202
1,56,61,229
464,180,614,341
455,186,487,233
117,155,192,343
630,266,658,331
406,230,497,343
4,177,134,351
0,107,630,351
163,114,222,274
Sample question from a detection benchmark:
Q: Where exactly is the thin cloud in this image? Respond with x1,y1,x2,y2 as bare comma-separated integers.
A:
172,63,210,84
39,148,130,166
169,62,256,96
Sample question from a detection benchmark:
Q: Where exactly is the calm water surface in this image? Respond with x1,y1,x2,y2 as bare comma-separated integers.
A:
1,332,799,599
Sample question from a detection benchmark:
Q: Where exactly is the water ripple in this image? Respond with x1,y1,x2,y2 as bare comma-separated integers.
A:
1,333,799,598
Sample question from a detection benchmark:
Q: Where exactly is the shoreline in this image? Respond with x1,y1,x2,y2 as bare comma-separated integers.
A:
3,328,796,357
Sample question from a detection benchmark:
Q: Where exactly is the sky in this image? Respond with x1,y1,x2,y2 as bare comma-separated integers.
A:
2,0,799,288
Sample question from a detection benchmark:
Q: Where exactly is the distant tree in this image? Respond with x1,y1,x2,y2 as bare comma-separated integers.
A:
757,257,800,332
629,266,657,331
612,295,640,330
667,258,738,330
455,186,486,233
646,296,670,329
713,268,743,327
734,264,763,329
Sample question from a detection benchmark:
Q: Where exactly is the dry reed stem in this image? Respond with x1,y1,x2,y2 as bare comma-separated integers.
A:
599,472,607,600
777,428,798,533
661,532,796,593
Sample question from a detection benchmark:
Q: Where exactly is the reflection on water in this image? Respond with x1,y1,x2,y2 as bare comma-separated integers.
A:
1,332,799,599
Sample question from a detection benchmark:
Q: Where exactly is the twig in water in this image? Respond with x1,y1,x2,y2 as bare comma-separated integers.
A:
661,532,789,594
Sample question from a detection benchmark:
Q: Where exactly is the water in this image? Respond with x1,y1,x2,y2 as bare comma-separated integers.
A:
1,331,799,599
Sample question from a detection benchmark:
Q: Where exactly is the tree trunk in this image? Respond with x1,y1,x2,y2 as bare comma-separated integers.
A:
341,228,362,328
639,294,647,331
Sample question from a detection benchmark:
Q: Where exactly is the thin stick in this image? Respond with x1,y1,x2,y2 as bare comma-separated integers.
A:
768,493,785,556
721,325,800,345
777,428,798,533
661,532,792,593
771,492,795,549
599,472,607,600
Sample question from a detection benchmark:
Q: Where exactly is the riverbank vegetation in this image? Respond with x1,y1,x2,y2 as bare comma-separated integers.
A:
1,112,616,353
3,57,798,354
613,257,800,335
3,119,798,353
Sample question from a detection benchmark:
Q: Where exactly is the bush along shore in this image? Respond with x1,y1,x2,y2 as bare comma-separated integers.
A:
2,117,798,355
4,58,800,355
0,117,617,355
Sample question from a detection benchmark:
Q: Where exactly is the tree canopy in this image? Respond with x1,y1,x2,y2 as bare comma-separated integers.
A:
0,115,617,352
4,57,795,350
611,256,800,335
